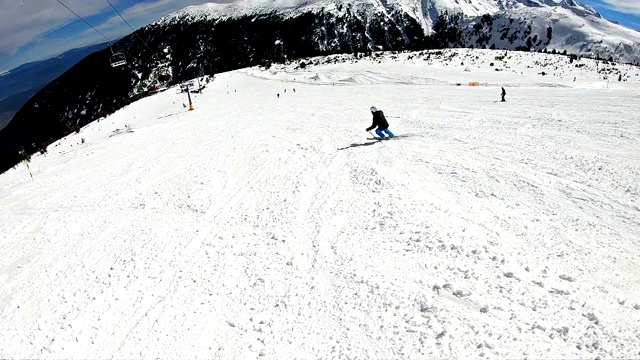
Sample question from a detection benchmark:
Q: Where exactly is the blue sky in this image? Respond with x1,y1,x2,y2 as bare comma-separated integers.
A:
0,0,639,73
580,0,640,28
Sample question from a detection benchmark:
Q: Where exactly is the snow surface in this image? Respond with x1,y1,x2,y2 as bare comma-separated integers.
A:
1,49,640,358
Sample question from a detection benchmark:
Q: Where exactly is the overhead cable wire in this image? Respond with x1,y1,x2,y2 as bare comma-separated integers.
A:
55,0,112,45
106,0,157,57
55,0,137,63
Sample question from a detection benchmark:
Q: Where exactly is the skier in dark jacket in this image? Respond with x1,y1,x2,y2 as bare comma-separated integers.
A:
366,106,395,139
501,87,506,102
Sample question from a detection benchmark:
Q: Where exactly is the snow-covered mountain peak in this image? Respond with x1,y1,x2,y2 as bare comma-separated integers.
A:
155,0,345,23
152,0,639,64
156,0,601,23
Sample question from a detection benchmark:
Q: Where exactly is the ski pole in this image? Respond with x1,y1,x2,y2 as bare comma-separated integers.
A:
23,160,33,180
368,131,385,146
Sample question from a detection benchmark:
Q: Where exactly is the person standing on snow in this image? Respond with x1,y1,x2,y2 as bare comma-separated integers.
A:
501,87,506,102
366,106,395,139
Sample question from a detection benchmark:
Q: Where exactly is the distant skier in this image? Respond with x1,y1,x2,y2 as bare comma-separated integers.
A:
366,106,395,139
501,87,506,102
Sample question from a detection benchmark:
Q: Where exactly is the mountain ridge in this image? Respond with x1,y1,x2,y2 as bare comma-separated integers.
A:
155,0,638,63
157,0,602,25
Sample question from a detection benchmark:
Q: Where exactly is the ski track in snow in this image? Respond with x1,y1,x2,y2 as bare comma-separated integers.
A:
1,49,640,358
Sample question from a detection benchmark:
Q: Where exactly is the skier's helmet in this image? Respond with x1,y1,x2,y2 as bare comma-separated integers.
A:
370,106,377,112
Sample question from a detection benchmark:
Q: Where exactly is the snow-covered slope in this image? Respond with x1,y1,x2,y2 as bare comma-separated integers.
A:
537,5,640,60
1,49,639,358
459,5,640,63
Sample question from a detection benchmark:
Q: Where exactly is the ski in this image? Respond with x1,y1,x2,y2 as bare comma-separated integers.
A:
366,136,406,141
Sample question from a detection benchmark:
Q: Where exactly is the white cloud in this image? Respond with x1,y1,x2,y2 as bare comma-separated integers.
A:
601,0,640,15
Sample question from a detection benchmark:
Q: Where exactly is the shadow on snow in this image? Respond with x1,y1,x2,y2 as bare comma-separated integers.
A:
337,141,383,150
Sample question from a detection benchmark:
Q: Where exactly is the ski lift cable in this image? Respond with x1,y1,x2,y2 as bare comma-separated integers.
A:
105,0,172,80
105,0,157,57
55,0,136,65
55,0,112,45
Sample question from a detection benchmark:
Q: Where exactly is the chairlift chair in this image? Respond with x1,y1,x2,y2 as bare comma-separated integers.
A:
110,52,126,68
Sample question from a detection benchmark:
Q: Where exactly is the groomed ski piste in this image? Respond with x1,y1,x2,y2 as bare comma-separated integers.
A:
1,48,639,358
